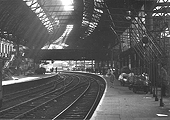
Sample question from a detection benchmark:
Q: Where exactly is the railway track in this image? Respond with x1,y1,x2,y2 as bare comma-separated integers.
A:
0,75,64,109
28,73,105,120
0,73,106,119
52,75,103,120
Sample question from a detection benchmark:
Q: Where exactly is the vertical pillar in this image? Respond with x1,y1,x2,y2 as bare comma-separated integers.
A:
130,51,135,70
152,58,158,101
126,55,129,66
127,54,129,68
149,61,153,94
16,41,20,76
84,60,85,71
76,61,77,69
152,59,156,96
129,54,131,70
107,60,109,68
154,60,159,101
91,60,93,70
133,52,136,74
95,60,98,73
159,64,164,106
120,57,122,69
122,57,125,66
140,56,144,73
123,56,126,66
135,53,138,74
0,59,3,108
111,49,113,68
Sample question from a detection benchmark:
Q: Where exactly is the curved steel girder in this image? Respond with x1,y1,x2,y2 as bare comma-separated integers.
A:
80,0,95,35
0,0,50,48
0,0,84,50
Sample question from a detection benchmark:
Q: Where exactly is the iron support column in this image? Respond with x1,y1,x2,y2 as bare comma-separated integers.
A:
159,64,164,107
111,49,113,68
0,59,3,108
149,61,153,94
16,40,20,76
154,60,159,101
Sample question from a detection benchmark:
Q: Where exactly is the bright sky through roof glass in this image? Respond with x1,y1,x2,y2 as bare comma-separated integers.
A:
61,0,74,11
42,24,73,49
61,0,73,6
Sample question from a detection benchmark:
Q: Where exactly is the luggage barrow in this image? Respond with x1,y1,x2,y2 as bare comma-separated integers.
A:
132,76,149,94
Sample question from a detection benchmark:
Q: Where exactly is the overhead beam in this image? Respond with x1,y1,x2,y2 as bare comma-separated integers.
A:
25,49,111,61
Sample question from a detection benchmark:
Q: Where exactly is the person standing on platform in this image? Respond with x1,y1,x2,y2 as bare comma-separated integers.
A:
110,69,116,88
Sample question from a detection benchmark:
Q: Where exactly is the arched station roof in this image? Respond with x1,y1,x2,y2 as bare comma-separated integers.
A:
0,0,146,59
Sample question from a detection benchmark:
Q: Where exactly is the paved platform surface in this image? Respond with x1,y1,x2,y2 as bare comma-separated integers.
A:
91,75,170,120
2,73,57,86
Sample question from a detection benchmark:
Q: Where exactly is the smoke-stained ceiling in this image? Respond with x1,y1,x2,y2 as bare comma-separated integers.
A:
0,0,145,51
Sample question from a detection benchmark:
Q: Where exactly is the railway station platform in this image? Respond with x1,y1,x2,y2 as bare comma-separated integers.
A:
2,73,57,86
91,75,170,120
2,72,170,120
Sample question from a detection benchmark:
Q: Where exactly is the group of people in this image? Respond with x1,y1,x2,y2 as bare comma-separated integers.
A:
106,68,135,88
106,66,170,97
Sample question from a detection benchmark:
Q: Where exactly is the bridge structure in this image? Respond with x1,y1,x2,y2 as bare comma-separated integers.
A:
24,49,112,61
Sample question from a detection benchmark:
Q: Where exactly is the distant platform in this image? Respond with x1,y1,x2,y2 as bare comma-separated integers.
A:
2,73,57,86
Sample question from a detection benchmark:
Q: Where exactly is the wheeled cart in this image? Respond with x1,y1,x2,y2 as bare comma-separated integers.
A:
130,75,150,94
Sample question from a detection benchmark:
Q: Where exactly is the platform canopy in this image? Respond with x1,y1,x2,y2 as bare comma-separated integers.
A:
0,0,145,52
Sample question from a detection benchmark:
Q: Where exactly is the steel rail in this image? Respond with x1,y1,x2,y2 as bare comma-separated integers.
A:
3,78,59,102
51,77,91,119
12,75,82,119
52,76,101,120
84,78,101,120
0,75,76,119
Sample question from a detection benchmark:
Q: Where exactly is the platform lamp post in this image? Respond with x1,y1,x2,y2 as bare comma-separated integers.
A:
0,59,3,108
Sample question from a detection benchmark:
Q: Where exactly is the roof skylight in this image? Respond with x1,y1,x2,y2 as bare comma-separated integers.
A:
61,0,74,11
42,24,74,49
152,0,170,16
81,0,104,38
23,0,57,34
